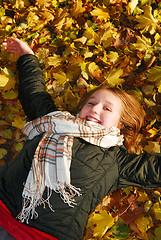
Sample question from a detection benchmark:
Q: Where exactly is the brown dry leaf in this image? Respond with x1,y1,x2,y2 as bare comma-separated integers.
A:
70,0,86,17
13,0,30,9
36,0,52,8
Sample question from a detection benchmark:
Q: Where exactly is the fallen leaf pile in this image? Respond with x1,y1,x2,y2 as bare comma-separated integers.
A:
0,0,161,239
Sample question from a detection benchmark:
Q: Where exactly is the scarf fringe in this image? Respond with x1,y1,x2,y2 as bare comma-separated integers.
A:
18,184,81,223
57,182,82,207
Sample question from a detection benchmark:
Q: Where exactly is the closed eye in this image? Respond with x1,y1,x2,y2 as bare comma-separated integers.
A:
88,102,95,106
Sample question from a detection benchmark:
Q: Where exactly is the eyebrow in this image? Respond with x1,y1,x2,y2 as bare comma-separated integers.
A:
89,96,114,107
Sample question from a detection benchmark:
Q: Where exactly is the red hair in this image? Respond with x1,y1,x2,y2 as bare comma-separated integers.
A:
78,85,144,154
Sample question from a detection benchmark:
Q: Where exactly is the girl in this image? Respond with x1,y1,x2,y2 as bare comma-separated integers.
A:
0,37,161,240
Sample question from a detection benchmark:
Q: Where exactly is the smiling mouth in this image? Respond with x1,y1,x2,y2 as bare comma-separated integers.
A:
86,116,102,124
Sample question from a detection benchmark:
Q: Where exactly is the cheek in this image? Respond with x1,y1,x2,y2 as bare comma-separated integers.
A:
79,107,86,118
103,113,120,127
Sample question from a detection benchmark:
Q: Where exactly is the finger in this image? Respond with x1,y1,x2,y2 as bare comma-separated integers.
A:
5,41,18,47
3,37,19,44
5,48,19,54
2,44,17,51
2,42,7,46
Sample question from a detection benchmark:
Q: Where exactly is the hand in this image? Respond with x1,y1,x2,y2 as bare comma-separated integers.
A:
2,37,34,56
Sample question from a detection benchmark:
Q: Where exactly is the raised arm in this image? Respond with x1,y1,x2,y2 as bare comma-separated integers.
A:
2,38,57,120
117,146,161,188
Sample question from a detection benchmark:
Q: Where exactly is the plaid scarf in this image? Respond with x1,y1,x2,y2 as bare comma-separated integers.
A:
18,111,124,223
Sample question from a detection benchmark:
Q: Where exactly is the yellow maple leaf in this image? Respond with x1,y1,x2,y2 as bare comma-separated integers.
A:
73,36,87,45
84,51,93,59
0,74,9,89
101,23,119,48
155,226,161,240
54,9,67,30
27,10,39,27
64,17,74,29
132,35,152,52
135,5,158,34
147,127,158,138
147,66,161,82
1,75,16,91
135,216,153,233
45,55,63,68
107,51,119,64
137,191,149,202
144,141,160,154
12,116,26,130
41,10,55,24
36,48,50,64
104,68,124,87
2,90,18,99
158,83,161,93
52,71,68,85
84,27,95,40
1,16,14,26
0,67,16,91
77,77,89,88
152,203,161,221
91,210,114,237
0,129,12,140
15,142,24,152
129,0,139,14
64,88,79,109
91,6,110,21
88,62,102,80
0,148,7,160
144,98,156,107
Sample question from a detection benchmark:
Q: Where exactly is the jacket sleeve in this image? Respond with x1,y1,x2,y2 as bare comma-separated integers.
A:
17,54,57,121
117,146,161,188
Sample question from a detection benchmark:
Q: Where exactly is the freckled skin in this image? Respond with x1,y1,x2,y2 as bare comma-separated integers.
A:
79,89,122,129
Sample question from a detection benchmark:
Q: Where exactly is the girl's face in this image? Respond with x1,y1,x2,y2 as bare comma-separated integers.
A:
79,88,122,129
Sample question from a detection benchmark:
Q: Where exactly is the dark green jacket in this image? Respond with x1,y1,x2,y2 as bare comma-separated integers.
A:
0,55,161,240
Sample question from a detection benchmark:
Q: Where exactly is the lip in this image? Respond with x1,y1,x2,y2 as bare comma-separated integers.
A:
86,116,102,124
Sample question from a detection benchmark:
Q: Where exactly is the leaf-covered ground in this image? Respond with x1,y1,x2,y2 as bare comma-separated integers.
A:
0,0,161,239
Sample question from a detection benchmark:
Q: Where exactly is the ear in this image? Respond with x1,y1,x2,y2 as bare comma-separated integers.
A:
118,122,123,129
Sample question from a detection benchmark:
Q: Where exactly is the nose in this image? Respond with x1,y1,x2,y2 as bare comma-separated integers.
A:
91,104,100,114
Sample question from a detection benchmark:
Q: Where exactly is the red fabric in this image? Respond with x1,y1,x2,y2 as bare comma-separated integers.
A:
0,200,58,240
